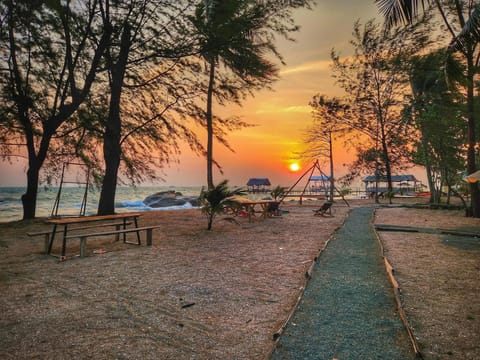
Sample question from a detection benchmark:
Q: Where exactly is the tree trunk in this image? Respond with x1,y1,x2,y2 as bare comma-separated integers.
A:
22,164,40,219
20,112,42,220
328,130,334,201
98,24,131,215
98,130,121,215
466,51,479,217
207,213,213,230
380,127,393,204
22,134,52,219
206,58,215,190
418,128,436,203
21,105,53,220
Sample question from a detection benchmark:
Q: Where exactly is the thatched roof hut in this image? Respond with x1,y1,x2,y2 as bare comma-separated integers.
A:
246,178,271,193
363,175,420,194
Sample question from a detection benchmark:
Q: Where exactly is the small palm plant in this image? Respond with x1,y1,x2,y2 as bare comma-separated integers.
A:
270,185,286,201
199,180,246,230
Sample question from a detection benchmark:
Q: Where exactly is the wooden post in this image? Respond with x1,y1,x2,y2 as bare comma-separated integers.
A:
43,234,50,254
80,236,87,258
146,229,153,246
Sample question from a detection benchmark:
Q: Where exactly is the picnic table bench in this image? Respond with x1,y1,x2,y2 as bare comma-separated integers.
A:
27,212,160,260
66,225,162,258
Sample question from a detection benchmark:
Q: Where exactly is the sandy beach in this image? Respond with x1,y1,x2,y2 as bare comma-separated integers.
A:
0,198,478,359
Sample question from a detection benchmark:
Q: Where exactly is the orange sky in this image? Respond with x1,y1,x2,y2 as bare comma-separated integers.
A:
1,2,388,188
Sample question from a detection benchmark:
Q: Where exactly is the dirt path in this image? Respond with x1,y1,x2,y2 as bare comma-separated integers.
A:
272,207,415,359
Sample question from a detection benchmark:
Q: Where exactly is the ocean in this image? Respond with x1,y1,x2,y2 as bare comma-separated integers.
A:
0,186,204,223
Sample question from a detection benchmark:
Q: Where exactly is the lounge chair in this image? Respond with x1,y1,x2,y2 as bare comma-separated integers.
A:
313,201,333,216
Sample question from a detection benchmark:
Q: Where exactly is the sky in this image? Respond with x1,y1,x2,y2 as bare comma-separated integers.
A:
0,1,389,189
170,0,383,188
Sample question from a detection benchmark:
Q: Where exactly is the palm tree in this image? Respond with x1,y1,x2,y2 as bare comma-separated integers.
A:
190,0,278,189
376,0,480,42
199,179,246,230
376,0,480,216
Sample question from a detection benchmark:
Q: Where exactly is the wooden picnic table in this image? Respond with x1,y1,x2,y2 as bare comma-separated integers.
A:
44,212,143,259
225,197,279,222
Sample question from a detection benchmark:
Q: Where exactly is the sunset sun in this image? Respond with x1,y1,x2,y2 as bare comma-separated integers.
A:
289,163,300,172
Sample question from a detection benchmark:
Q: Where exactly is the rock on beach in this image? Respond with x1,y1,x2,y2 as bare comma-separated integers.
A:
143,191,200,208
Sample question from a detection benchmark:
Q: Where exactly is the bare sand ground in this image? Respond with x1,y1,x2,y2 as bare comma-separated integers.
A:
375,204,480,360
0,198,478,359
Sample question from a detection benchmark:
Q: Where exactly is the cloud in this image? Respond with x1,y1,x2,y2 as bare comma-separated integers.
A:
254,104,311,115
279,60,331,76
281,105,311,113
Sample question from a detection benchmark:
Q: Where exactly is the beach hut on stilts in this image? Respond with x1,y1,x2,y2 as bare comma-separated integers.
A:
246,178,271,193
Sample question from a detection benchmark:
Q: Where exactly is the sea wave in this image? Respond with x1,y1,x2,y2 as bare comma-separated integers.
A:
154,202,197,211
0,197,22,203
119,200,197,211
121,200,146,208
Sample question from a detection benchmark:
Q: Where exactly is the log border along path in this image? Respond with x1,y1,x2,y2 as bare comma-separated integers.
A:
271,206,418,360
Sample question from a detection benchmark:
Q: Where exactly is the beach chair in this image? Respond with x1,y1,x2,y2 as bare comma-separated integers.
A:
267,201,281,217
313,201,333,216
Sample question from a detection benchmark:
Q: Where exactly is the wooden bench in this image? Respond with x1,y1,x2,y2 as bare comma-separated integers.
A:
30,212,143,258
65,225,162,258
27,221,132,253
